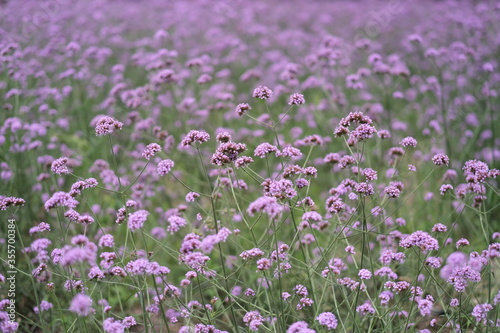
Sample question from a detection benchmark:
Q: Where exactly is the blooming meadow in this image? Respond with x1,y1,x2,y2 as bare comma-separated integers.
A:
1,0,500,332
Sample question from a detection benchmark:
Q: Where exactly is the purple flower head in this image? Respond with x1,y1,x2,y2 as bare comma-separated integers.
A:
350,124,377,142
126,258,170,276
287,321,315,333
142,143,162,160
355,182,375,196
157,159,174,176
34,300,53,314
69,294,93,316
384,185,401,198
51,157,70,175
356,300,375,316
69,178,98,197
463,159,490,183
316,312,338,329
400,137,417,147
254,143,279,158
253,85,273,99
122,316,136,328
103,318,125,333
211,141,247,166
472,303,493,324
432,223,447,232
127,210,149,231
325,196,345,214
185,192,200,202
363,168,378,180
95,116,123,136
440,184,453,195
0,196,26,210
236,103,252,116
44,192,79,211
247,196,283,219
288,93,305,105
240,248,265,260
98,234,114,248
432,153,450,166
358,268,372,279
456,238,470,248
425,257,443,269
181,130,210,147
400,231,439,252
243,311,264,331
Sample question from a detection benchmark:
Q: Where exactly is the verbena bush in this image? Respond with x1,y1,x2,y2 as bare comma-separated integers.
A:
0,1,499,332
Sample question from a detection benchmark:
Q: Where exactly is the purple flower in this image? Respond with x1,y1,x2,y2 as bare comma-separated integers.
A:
325,196,345,214
142,143,161,160
44,192,79,211
235,156,254,168
95,116,123,136
243,311,264,331
356,300,375,316
181,130,210,147
254,143,279,158
235,103,252,116
417,298,434,316
98,234,114,247
252,85,273,99
316,312,338,329
157,159,174,175
167,215,187,234
425,257,442,268
240,248,265,260
363,168,378,180
34,300,53,314
127,210,149,231
463,159,490,183
185,192,200,202
51,157,70,175
379,291,393,306
288,93,305,105
432,153,450,166
69,178,98,196
440,184,453,195
0,196,26,210
211,141,247,166
456,238,470,248
180,252,210,273
432,223,447,232
278,146,302,159
88,266,105,280
350,124,377,142
472,303,493,324
122,316,136,328
447,265,481,292
247,196,283,219
126,258,170,276
400,137,417,147
103,318,125,333
400,231,439,252
245,288,256,297
69,294,93,316
358,269,372,279
384,185,401,198
287,321,315,333
355,182,375,196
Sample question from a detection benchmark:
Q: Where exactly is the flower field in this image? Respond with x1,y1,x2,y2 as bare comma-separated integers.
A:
0,0,500,332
